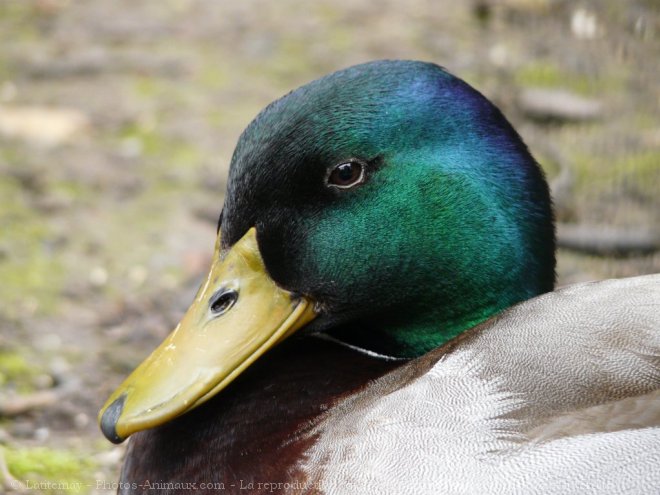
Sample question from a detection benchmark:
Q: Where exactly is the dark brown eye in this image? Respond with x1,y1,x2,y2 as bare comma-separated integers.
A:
327,161,365,189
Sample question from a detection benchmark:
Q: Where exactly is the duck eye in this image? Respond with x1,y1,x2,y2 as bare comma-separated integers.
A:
327,161,365,189
209,289,238,316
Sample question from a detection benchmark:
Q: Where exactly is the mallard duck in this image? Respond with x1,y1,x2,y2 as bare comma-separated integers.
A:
99,60,660,494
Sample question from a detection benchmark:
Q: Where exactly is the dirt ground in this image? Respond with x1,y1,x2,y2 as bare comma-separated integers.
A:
0,0,658,493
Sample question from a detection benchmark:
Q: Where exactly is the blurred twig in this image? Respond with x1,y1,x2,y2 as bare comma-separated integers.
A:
557,223,660,256
0,390,59,417
0,446,25,493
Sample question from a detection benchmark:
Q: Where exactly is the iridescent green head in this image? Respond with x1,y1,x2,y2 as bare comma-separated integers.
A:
221,60,555,358
100,60,556,442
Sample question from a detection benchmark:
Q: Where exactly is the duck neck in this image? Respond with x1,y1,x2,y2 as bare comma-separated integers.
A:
328,293,522,359
377,303,504,357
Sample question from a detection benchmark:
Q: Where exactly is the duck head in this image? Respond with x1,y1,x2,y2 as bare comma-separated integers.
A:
99,60,555,443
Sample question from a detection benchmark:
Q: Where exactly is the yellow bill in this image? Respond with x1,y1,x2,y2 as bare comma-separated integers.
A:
98,227,317,443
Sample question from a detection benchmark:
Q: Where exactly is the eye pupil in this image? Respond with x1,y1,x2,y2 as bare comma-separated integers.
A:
210,289,238,316
338,164,354,181
328,161,364,188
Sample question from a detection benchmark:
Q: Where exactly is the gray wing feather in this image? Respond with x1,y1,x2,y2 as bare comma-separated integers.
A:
303,274,660,494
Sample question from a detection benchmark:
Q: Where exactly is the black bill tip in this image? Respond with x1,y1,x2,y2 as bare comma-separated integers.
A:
100,394,127,444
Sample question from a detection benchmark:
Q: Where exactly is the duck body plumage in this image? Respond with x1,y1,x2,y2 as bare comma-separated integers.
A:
120,274,660,494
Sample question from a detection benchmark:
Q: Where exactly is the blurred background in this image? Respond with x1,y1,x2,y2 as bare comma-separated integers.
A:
0,0,658,492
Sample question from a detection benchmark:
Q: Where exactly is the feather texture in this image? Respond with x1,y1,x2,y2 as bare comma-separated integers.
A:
303,275,660,494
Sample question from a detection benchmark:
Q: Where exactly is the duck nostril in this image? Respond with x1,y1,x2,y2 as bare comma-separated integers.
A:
209,289,239,316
